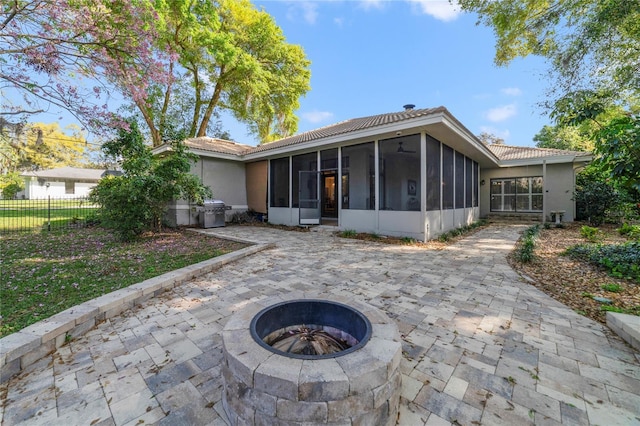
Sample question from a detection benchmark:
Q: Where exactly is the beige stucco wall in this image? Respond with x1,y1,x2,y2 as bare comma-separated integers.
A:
165,157,248,227
480,162,578,222
245,161,267,214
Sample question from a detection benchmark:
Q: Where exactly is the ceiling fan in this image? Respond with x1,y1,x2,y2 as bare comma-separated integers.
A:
397,141,416,154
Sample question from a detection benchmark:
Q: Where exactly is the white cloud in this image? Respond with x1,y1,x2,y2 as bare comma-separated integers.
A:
501,87,522,96
480,126,511,141
334,17,344,27
302,110,334,124
485,104,517,122
286,2,319,24
407,0,461,22
359,0,385,11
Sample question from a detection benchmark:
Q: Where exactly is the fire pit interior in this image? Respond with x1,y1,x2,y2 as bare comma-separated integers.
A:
251,299,371,358
222,297,402,425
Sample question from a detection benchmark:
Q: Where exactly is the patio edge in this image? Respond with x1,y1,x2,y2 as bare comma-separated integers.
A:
0,240,274,384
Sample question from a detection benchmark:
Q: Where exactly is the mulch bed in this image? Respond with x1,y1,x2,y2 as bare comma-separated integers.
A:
508,222,640,324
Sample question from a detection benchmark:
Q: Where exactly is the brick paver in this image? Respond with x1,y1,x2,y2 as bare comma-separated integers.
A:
1,225,639,425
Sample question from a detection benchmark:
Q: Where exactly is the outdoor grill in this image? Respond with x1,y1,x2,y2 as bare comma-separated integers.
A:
199,199,226,228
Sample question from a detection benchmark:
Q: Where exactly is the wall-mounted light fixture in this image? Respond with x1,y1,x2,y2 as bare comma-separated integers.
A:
480,179,485,186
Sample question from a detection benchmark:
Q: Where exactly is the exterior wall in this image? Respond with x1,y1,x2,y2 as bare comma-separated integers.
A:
166,157,248,227
245,161,267,214
22,177,96,199
425,207,479,240
480,163,577,222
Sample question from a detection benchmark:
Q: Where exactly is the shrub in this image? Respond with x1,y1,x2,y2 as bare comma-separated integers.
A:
601,283,623,293
574,169,622,226
618,223,640,240
339,229,357,238
90,121,211,241
580,225,601,242
514,224,541,263
0,172,24,199
566,241,640,283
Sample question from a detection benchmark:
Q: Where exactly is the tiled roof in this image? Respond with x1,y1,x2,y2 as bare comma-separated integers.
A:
248,107,447,153
487,144,590,161
21,166,107,181
183,137,254,156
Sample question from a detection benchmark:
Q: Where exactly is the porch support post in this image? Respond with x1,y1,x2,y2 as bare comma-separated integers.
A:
420,132,427,242
542,159,547,223
374,139,379,233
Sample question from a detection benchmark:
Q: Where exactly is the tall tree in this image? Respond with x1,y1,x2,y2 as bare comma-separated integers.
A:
134,0,311,146
533,125,593,151
477,132,505,145
459,0,640,194
1,0,169,129
4,122,88,171
458,0,640,105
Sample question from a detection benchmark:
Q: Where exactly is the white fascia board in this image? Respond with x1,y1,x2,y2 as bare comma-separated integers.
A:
241,113,473,161
497,154,593,167
152,144,243,162
439,114,500,166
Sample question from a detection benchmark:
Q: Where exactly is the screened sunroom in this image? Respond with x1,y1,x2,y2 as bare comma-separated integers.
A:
256,108,494,242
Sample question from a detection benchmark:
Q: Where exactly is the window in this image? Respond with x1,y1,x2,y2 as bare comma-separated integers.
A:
454,151,464,209
292,153,317,207
65,181,74,194
490,177,543,212
341,143,374,210
379,134,421,211
426,136,441,211
442,144,454,209
270,157,290,207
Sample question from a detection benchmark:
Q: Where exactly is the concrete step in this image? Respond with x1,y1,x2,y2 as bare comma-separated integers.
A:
607,312,640,351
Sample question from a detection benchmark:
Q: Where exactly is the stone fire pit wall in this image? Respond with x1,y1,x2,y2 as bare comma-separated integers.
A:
221,296,402,425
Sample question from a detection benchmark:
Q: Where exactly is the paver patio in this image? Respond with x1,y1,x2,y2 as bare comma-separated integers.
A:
1,225,639,425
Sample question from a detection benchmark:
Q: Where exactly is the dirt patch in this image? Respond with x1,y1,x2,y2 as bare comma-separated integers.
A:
508,222,640,324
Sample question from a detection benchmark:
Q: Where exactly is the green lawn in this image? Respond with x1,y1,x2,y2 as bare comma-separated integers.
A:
0,199,98,231
0,228,248,336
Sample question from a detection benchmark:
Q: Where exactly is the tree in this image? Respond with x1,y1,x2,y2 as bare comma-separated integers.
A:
89,120,211,241
477,132,505,145
133,0,311,146
5,122,88,171
0,171,24,199
459,0,640,195
458,0,640,105
1,0,169,130
533,125,593,151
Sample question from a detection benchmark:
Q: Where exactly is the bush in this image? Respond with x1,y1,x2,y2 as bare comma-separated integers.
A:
0,172,24,199
580,225,601,242
514,224,541,263
90,121,211,241
565,241,640,283
574,168,622,226
618,223,640,240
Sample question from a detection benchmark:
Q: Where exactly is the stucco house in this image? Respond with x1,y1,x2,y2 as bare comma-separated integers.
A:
153,106,591,240
19,166,114,199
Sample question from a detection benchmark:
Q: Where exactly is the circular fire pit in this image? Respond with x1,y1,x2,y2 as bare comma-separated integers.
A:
222,297,402,425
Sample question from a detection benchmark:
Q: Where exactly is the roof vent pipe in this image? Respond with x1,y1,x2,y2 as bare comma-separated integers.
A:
403,104,415,111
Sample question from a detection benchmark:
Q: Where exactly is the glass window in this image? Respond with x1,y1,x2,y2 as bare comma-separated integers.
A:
65,181,74,194
465,156,472,208
379,134,421,211
341,142,375,210
320,149,338,170
270,157,290,207
292,153,317,208
455,151,464,208
490,177,543,212
426,136,440,211
442,144,454,209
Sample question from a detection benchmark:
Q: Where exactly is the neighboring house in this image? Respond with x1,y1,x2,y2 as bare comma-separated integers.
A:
19,167,111,199
153,106,591,240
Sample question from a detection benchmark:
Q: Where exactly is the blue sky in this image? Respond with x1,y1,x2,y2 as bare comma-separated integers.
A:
226,0,553,147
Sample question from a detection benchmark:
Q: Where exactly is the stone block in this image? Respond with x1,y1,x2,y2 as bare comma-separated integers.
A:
254,356,302,400
20,316,74,344
327,392,374,422
276,399,328,423
298,359,350,402
0,357,21,384
20,339,55,369
0,331,40,365
372,368,402,409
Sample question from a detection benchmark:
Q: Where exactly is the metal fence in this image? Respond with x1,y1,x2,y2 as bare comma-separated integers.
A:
0,197,99,234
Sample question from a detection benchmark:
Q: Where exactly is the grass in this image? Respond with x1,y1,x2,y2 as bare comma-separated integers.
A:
0,198,98,232
0,227,248,336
